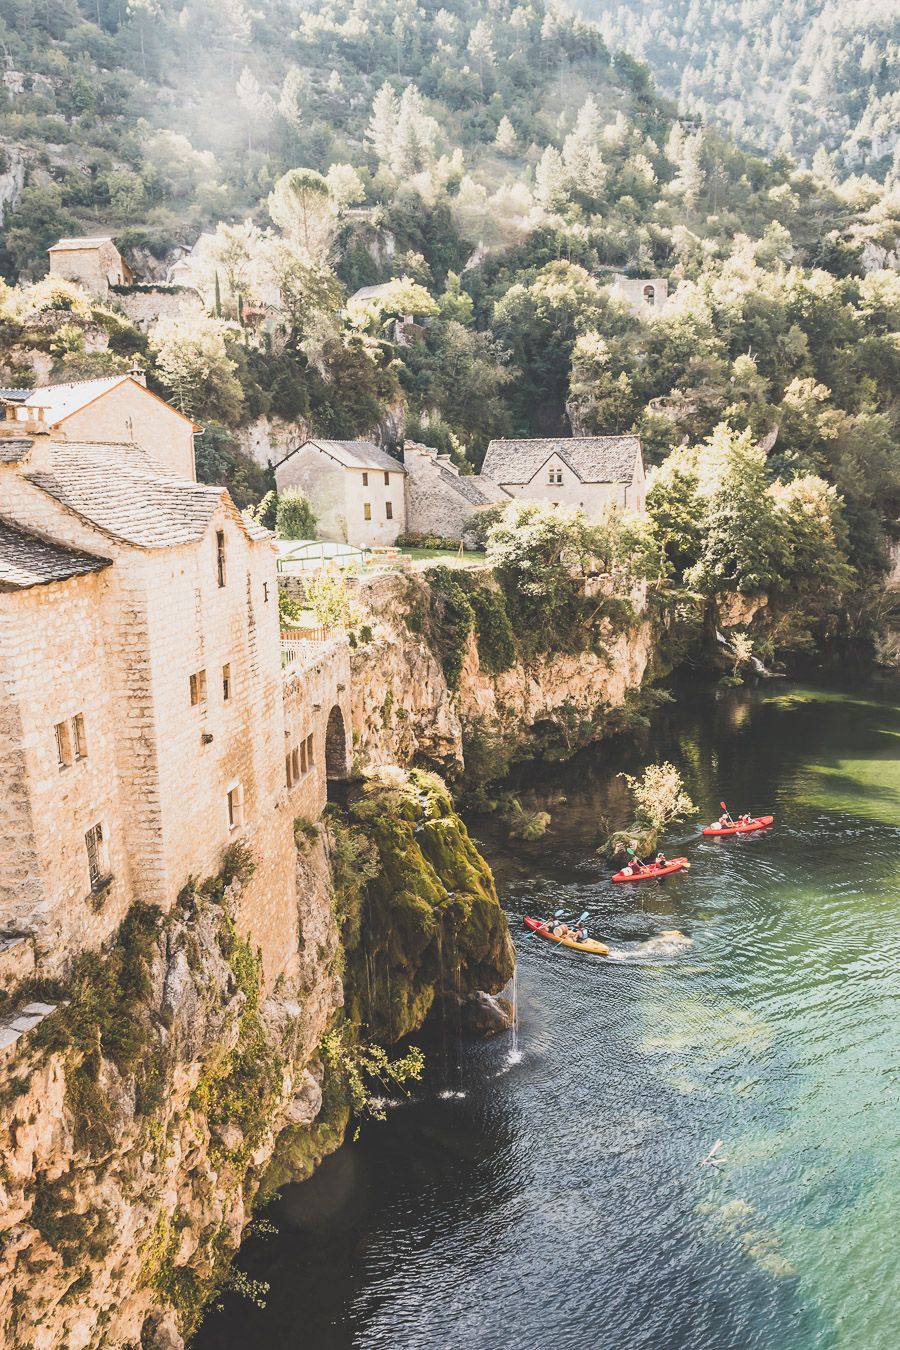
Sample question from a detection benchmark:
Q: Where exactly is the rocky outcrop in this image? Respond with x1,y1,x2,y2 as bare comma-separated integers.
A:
0,839,342,1350
350,570,653,776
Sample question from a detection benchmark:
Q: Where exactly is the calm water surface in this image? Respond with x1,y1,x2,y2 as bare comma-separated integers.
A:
198,678,900,1350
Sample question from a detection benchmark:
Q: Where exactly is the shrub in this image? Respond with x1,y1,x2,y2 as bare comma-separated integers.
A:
275,488,317,540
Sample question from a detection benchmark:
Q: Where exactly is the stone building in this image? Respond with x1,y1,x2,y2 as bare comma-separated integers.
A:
610,274,668,316
0,422,351,990
479,436,646,517
403,441,509,540
0,372,197,478
275,438,407,548
47,236,132,295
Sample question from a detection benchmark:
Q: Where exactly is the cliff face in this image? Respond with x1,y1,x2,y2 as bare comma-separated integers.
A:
0,840,342,1350
350,570,654,775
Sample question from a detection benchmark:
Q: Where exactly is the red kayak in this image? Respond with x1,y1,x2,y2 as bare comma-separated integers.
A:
702,815,774,837
611,857,690,882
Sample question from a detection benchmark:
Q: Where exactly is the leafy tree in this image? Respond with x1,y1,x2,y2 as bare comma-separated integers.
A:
275,488,316,540
687,430,787,595
268,168,336,263
151,314,244,423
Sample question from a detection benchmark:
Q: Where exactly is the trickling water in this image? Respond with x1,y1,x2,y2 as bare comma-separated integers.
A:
198,676,900,1350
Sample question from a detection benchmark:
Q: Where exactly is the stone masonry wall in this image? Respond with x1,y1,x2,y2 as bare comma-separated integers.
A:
60,381,196,480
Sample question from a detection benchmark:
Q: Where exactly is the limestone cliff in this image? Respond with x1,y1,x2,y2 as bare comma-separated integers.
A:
350,570,653,777
0,839,341,1350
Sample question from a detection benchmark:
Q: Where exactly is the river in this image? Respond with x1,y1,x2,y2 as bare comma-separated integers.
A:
196,676,900,1350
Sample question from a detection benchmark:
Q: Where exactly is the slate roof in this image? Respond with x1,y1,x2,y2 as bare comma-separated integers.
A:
480,436,641,486
48,236,115,252
277,439,407,475
25,441,232,549
0,519,112,591
438,465,509,506
0,438,33,464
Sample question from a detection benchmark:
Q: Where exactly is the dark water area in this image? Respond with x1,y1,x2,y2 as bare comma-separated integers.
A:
196,675,900,1350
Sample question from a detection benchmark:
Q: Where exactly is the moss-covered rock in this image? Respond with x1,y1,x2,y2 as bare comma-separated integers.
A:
335,767,515,1044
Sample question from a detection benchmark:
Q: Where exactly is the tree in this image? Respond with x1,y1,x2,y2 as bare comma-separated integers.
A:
151,314,244,423
268,169,337,264
236,66,276,151
687,429,787,595
562,96,608,203
646,449,706,578
275,488,316,540
368,81,399,164
534,146,569,212
494,116,517,157
468,20,495,98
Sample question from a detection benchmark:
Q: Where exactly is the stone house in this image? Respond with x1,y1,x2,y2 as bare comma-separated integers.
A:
610,274,668,316
275,439,407,548
479,436,646,517
47,236,132,295
0,373,197,478
403,441,509,540
0,425,351,990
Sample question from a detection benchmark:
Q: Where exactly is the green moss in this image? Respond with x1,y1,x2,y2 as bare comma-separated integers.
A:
258,1055,351,1203
469,583,516,673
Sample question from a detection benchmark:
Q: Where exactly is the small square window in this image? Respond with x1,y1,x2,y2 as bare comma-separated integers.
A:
216,530,227,587
384,471,390,485
72,713,87,760
55,720,73,769
222,663,231,702
227,783,243,831
190,669,208,707
85,822,109,891
363,503,372,521
385,501,393,520
362,472,369,486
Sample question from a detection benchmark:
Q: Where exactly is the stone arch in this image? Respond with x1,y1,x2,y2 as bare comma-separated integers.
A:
325,705,349,779
643,284,656,306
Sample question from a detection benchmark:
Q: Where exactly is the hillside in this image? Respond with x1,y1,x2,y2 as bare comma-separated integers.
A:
577,0,900,175
0,0,897,651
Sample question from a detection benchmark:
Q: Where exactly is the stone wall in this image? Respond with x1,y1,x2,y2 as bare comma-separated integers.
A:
111,286,204,333
59,380,196,479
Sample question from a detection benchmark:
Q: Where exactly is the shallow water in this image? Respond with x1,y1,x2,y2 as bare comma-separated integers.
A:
197,676,900,1350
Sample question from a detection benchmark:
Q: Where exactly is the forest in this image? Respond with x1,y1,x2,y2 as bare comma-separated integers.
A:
0,0,897,654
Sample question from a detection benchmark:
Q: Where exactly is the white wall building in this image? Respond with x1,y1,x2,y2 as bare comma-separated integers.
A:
478,436,646,517
274,439,407,547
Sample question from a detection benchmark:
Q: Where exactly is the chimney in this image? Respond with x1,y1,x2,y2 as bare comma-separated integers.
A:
129,363,147,387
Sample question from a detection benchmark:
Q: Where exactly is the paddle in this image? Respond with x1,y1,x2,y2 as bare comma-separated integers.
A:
719,800,735,826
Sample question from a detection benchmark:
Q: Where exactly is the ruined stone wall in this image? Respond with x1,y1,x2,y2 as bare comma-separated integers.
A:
111,287,204,333
282,639,353,822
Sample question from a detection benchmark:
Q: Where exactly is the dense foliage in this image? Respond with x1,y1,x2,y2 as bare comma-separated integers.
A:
579,0,899,175
0,0,896,608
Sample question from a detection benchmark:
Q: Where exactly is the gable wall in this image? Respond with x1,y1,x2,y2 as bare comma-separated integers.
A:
60,382,195,479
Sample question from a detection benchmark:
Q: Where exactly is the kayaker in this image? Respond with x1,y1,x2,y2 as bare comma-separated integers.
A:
655,852,667,866
739,812,753,824
574,926,588,943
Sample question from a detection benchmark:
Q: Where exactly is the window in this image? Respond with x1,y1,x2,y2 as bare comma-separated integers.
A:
385,501,393,520
362,472,369,486
216,530,227,587
384,471,390,485
227,783,243,831
643,284,655,306
363,503,372,521
306,732,314,768
55,721,73,769
72,714,87,760
222,663,231,702
299,739,307,775
548,466,563,485
292,746,300,782
190,669,207,707
85,823,109,890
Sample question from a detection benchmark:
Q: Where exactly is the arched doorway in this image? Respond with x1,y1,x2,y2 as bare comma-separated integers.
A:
325,705,349,779
643,284,656,307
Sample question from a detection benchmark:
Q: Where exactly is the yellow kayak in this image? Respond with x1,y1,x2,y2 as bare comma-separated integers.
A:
523,917,610,956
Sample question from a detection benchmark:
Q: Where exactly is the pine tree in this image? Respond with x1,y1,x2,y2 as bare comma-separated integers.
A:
368,81,399,165
534,145,569,211
494,116,517,156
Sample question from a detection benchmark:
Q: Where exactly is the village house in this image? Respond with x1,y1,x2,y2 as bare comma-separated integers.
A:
274,439,407,548
478,436,646,517
0,416,351,994
47,236,132,296
403,441,509,540
0,372,197,478
610,274,669,315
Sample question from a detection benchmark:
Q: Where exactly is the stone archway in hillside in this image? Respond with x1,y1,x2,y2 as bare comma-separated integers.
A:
325,704,349,779
643,284,656,306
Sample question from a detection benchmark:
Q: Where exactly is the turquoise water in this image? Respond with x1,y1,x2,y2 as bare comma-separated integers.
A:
197,677,900,1350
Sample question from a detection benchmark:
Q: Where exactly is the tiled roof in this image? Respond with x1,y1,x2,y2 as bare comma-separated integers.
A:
0,518,112,591
278,439,407,475
438,465,509,507
0,438,33,464
480,436,641,486
26,441,228,549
